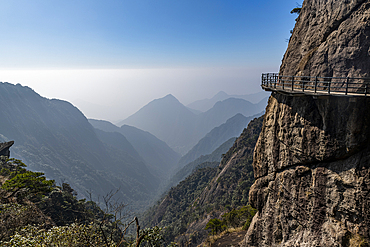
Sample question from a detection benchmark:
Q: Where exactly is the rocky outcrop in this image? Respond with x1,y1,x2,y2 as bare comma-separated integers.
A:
245,93,370,246
0,141,14,157
281,0,370,78
244,0,370,246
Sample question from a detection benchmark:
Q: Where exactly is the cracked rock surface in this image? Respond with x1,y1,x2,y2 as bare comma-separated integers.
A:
244,0,370,246
245,94,370,247
280,0,370,78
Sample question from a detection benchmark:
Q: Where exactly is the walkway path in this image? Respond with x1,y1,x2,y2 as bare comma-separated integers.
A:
261,73,370,97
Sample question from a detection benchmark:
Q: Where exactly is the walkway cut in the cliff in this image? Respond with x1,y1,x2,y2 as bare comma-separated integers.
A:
261,73,370,97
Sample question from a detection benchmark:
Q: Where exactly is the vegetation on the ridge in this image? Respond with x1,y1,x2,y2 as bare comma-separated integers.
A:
0,113,264,246
290,7,301,15
205,219,226,236
205,205,257,236
0,82,162,211
202,227,247,247
0,156,175,246
208,116,263,209
290,2,302,15
143,162,219,242
1,158,54,202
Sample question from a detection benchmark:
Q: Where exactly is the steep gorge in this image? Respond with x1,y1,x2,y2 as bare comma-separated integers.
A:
244,0,370,246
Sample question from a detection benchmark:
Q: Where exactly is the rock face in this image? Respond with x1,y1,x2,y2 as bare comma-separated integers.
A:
244,0,370,246
0,141,14,157
281,0,370,78
245,94,370,246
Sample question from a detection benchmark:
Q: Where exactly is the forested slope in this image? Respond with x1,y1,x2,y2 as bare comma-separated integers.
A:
143,116,264,246
0,82,158,208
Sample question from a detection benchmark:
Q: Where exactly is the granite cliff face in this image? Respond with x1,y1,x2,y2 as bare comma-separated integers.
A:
245,0,370,246
281,0,370,78
246,94,370,246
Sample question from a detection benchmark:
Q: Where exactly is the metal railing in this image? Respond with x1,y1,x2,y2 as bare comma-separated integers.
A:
261,73,370,96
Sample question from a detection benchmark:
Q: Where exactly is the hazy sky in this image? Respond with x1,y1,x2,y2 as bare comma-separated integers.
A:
0,0,301,122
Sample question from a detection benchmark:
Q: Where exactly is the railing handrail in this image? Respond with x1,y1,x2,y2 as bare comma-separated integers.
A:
270,74,368,80
261,73,370,97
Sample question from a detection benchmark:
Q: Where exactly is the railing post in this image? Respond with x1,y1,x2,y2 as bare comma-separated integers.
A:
345,77,349,95
292,76,294,91
283,76,285,90
270,73,273,88
265,74,267,87
366,84,368,97
328,80,331,94
274,74,277,88
315,76,318,93
271,74,273,88
269,73,272,87
302,79,305,92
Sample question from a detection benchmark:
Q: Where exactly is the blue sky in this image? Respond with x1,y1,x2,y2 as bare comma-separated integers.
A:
0,0,301,122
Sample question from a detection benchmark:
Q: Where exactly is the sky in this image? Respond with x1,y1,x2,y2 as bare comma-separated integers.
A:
0,0,301,123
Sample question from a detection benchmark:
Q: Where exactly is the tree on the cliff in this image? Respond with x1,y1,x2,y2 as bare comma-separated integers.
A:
290,7,301,15
205,219,226,235
290,2,302,15
1,158,54,201
0,157,175,246
221,205,257,230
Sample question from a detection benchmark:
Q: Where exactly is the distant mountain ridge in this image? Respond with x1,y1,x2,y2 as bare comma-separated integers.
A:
166,137,236,192
176,113,262,170
119,94,268,154
119,94,197,154
88,119,181,180
187,91,269,112
0,82,159,209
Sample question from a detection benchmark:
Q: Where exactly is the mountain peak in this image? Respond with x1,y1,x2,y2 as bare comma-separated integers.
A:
149,94,180,105
143,94,183,110
164,93,175,98
213,91,229,99
162,94,179,102
119,93,197,154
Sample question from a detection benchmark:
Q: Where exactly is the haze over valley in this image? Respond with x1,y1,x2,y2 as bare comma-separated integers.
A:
0,81,269,208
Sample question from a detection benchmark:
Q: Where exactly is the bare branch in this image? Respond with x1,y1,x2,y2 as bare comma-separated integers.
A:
135,217,148,247
99,219,110,247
